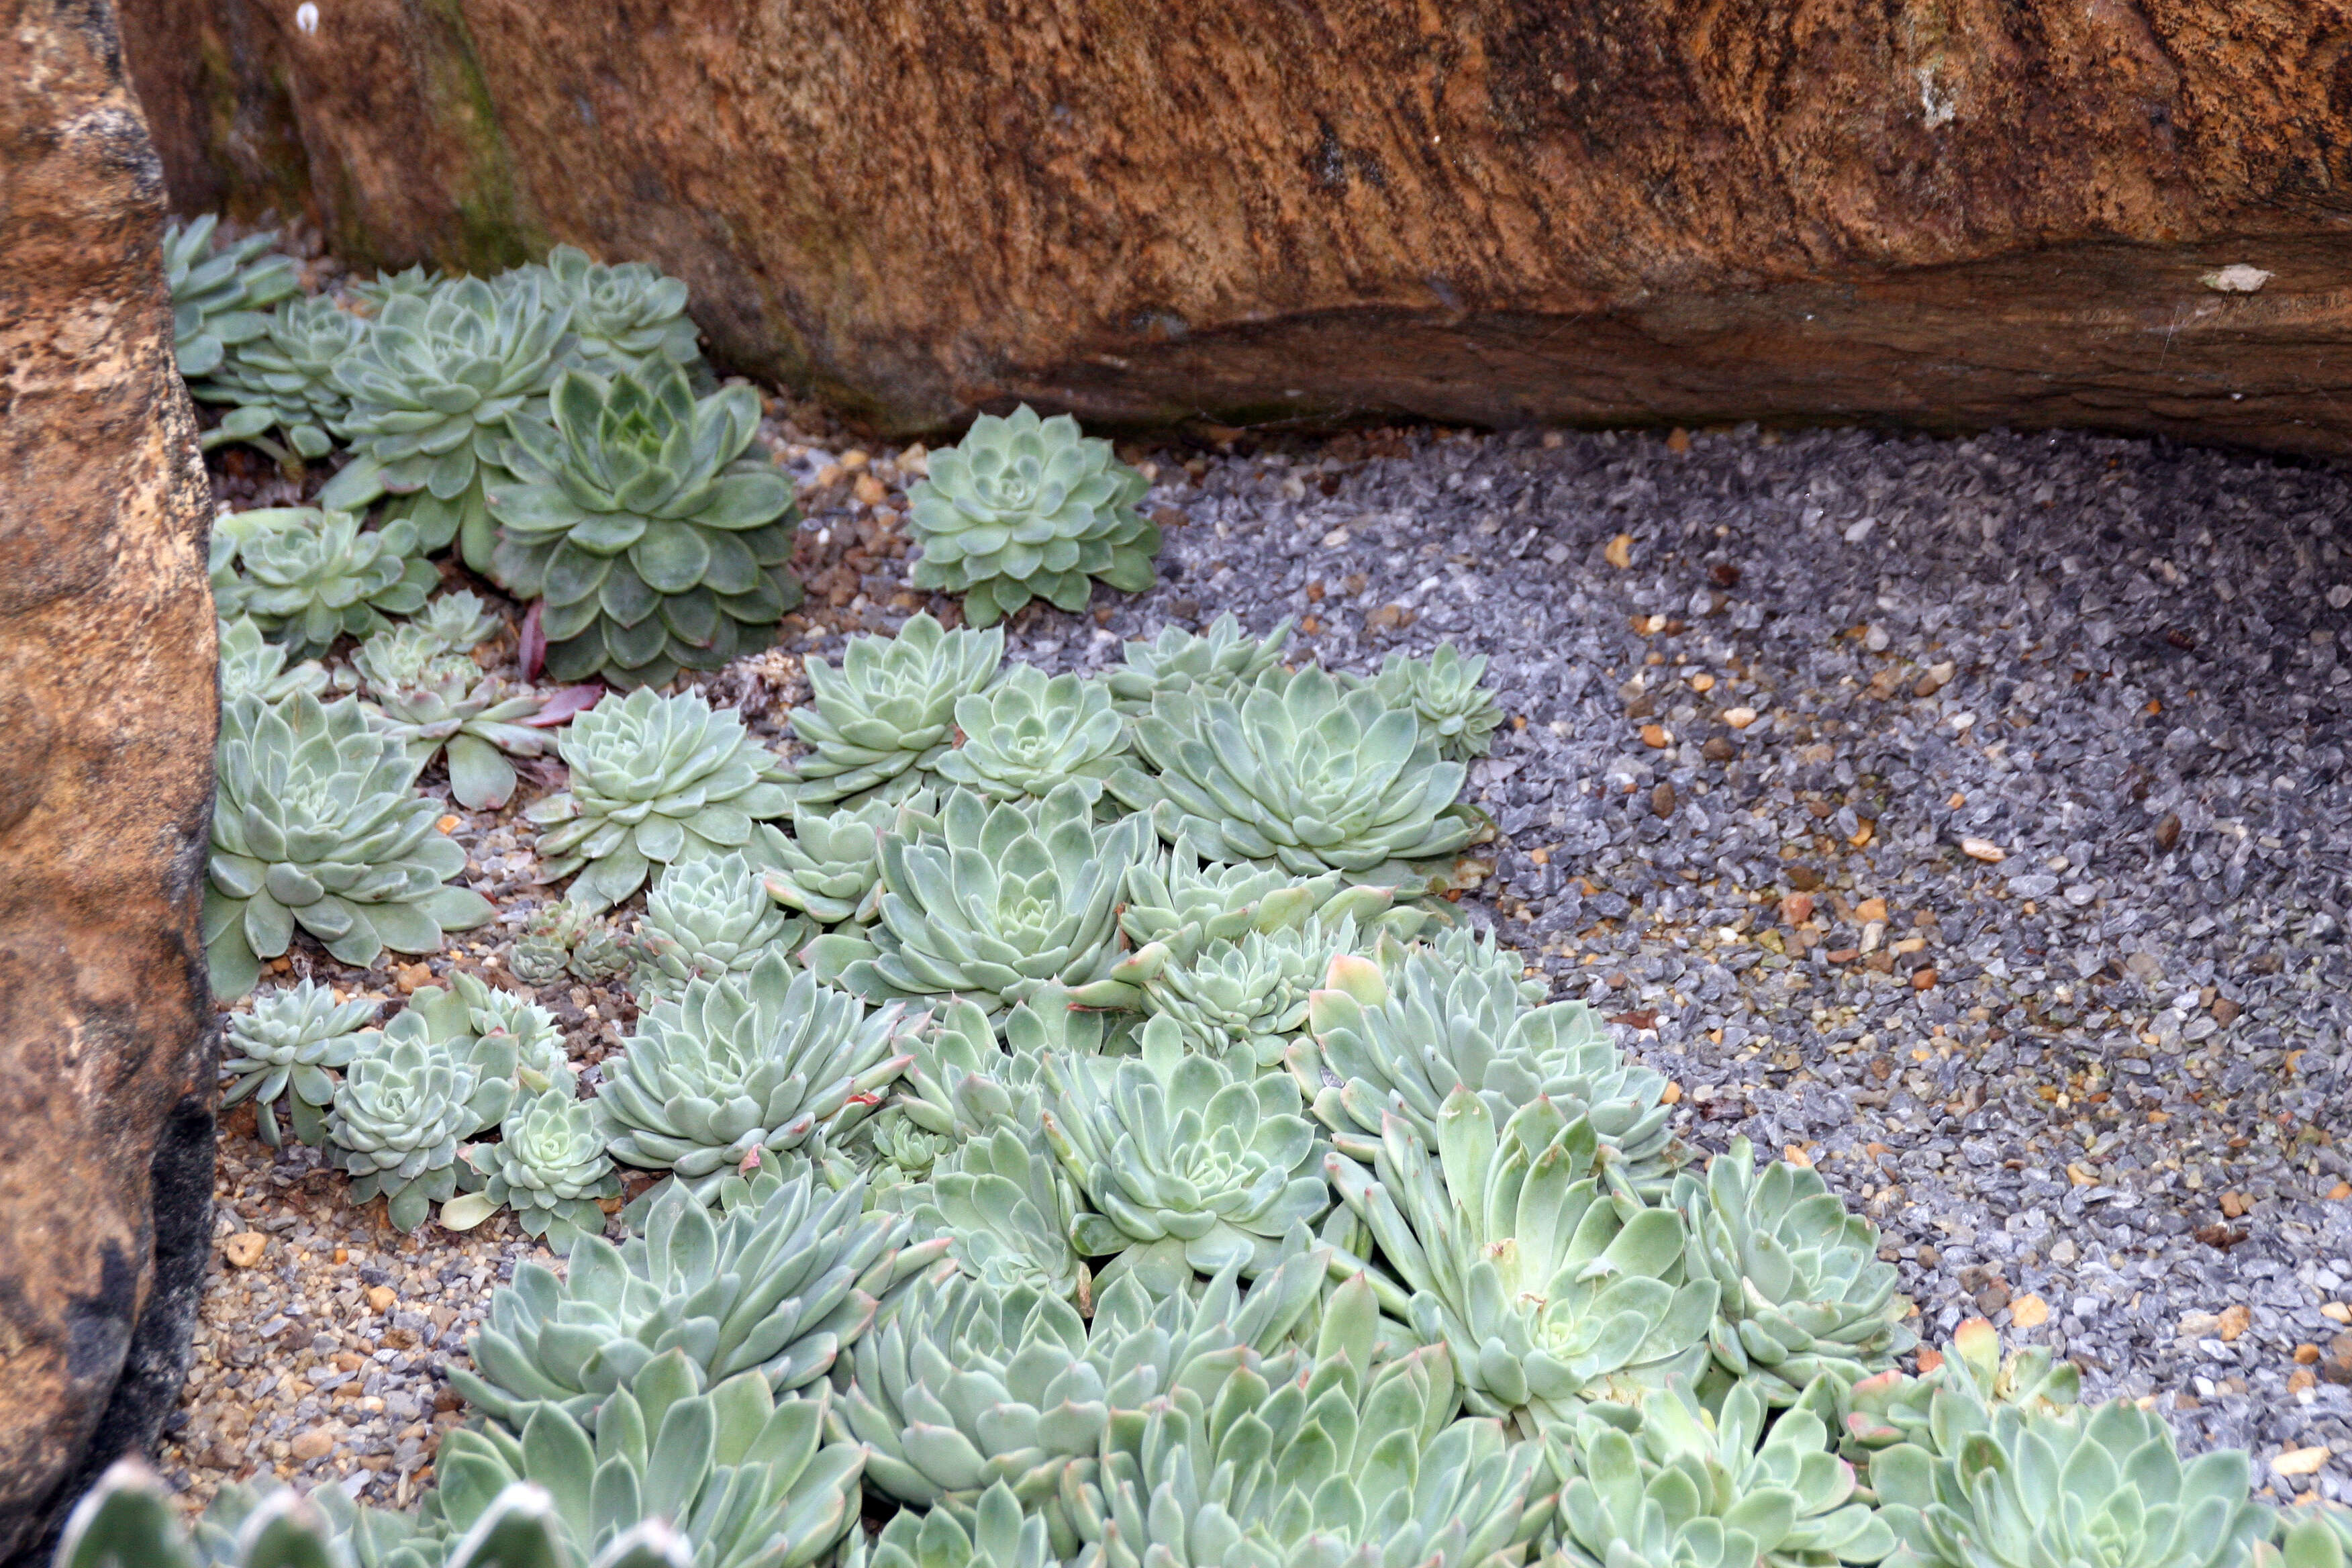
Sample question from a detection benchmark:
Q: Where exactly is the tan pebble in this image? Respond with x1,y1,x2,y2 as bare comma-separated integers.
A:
1910,967,1938,991
1961,837,2006,863
2288,1367,2318,1393
1689,673,1715,693
2008,1294,2050,1330
1724,707,1757,728
1855,897,1888,922
840,449,870,471
852,474,889,507
1781,893,1815,924
2324,1183,2349,1204
366,1285,397,1314
2273,1447,2331,1477
393,963,433,994
1651,782,1676,819
1604,533,1634,569
291,1428,338,1463
1639,724,1669,748
2296,1343,2323,1364
223,1233,268,1268
2218,1304,2251,1341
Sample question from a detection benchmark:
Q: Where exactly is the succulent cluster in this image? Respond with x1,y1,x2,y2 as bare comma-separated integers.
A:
352,620,595,810
163,215,299,379
211,507,440,658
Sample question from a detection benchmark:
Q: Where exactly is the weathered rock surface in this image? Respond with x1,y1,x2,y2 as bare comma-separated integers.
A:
0,0,219,1559
118,1,2352,449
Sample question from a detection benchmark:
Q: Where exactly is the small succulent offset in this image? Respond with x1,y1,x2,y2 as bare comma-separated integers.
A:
509,901,631,985
523,244,708,382
193,294,368,463
932,663,1130,803
629,852,812,999
1117,844,1422,961
781,614,1003,806
487,364,802,688
1043,1015,1328,1286
1112,914,1373,1068
415,588,505,655
324,989,517,1232
162,215,300,379
459,1086,619,1252
528,688,794,910
1373,643,1506,761
750,793,922,926
1840,1320,2081,1459
213,507,438,658
205,692,494,998
350,263,444,314
906,404,1159,626
218,979,378,1146
352,623,590,812
1106,612,1292,715
1111,664,1486,880
1674,1138,1915,1404
215,614,329,705
321,273,574,569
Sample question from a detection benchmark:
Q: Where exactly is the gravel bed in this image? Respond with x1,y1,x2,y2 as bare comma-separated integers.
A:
169,415,2352,1510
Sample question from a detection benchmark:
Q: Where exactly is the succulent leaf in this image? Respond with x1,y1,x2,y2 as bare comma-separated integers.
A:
326,987,519,1233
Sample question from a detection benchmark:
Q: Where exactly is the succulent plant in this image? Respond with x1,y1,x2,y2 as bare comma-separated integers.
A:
595,954,914,1195
429,1350,860,1568
217,614,331,706
458,1085,620,1252
886,994,1046,1149
1549,1376,1896,1568
193,293,367,462
750,793,929,926
219,978,379,1147
320,273,573,569
352,624,591,812
867,1483,1055,1568
1109,665,1485,881
1425,920,1548,1005
487,364,802,688
213,507,439,658
1372,644,1506,761
1838,1320,2080,1459
1867,1398,2270,1568
452,1165,947,1431
449,969,571,1085
781,614,1003,807
1116,844,1426,961
932,663,1130,803
916,1122,1089,1304
1043,1016,1328,1285
527,688,794,910
1289,945,1682,1193
325,988,518,1231
1071,1276,1553,1568
1106,613,1292,715
510,901,630,985
832,1242,1328,1555
416,589,505,655
205,691,494,998
62,1459,501,1568
827,782,1153,1012
906,405,1159,626
1326,1091,1716,1431
630,852,814,999
515,244,708,383
350,263,445,314
163,215,300,379
1673,1138,1915,1405
1108,915,1377,1068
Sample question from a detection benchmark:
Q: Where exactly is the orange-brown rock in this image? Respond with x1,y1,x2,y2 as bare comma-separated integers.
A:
119,0,2352,450
0,0,219,1557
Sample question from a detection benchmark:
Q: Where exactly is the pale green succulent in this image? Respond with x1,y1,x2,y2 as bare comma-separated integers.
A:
1837,1320,2080,1459
520,244,708,382
1673,1138,1915,1404
1290,944,1682,1193
219,978,378,1147
1107,613,1292,715
452,1166,948,1431
1426,920,1548,1005
826,782,1153,1012
630,852,814,999
885,994,1046,1151
916,1122,1089,1304
350,263,444,314
595,954,914,1194
325,988,518,1232
205,691,494,999
1867,1399,2270,1568
831,1242,1328,1555
1110,915,1376,1068
416,589,505,655
868,1483,1055,1568
321,273,573,569
193,294,366,462
1071,1277,1553,1568
932,663,1129,803
1110,665,1485,880
462,1086,619,1253
750,794,930,926
163,215,299,379
509,901,630,985
217,614,330,705
1326,1092,1716,1432
1373,644,1506,761
1044,1015,1328,1285
352,624,575,811
527,688,794,910
781,614,1003,806
487,364,801,688
2274,1513,2352,1568
213,507,438,658
449,969,571,1085
1549,1377,1895,1568
1117,843,1427,961
191,1473,442,1568
429,1351,861,1568
907,405,1159,626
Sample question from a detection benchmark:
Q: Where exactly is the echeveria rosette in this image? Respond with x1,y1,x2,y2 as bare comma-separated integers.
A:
192,293,366,463
916,1122,1090,1305
519,244,709,383
781,614,1003,807
1674,1137,1916,1405
487,364,802,688
215,507,438,658
450,1165,948,1432
1326,1091,1717,1434
1117,842,1425,961
321,273,573,569
509,901,630,985
163,215,299,379
870,1483,1056,1568
1109,663,1487,883
351,623,589,812
324,992,516,1232
1114,914,1377,1068
1106,611,1293,715
828,781,1154,1013
349,263,444,315
205,691,493,999
217,614,330,705
907,404,1159,626
750,792,932,925
1042,1014,1328,1287
630,850,814,999
526,687,794,910
459,1085,620,1253
932,661,1130,803
449,969,572,1087
415,588,504,656
1373,642,1506,761
218,978,378,1147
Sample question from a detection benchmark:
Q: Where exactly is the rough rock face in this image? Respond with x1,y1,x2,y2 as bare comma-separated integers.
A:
117,1,2352,450
0,1,219,1559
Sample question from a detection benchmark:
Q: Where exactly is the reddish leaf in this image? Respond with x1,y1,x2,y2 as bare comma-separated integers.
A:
520,600,546,682
520,684,604,726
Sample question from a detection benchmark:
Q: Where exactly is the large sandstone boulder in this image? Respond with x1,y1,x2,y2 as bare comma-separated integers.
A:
0,0,219,1559
115,2,2352,452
